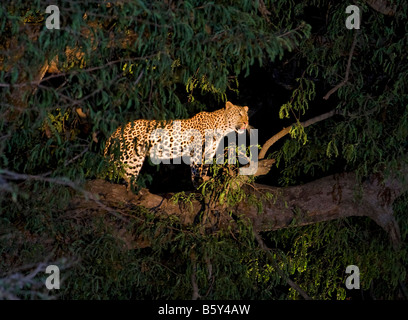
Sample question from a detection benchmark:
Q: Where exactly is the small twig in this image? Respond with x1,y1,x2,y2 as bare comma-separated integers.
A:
258,0,271,20
323,30,359,100
190,253,201,300
64,146,89,166
203,255,214,297
276,23,304,39
253,231,312,300
134,70,144,85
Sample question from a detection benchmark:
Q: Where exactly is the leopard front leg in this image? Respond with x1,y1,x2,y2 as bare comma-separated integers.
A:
190,163,209,189
189,143,208,188
190,153,212,189
189,134,222,189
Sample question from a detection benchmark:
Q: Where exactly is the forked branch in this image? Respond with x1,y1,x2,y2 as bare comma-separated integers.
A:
258,109,338,160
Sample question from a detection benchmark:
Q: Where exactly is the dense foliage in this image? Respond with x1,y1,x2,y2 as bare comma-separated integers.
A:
1,0,407,299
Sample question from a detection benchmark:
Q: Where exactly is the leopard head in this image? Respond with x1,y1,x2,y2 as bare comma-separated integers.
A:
224,101,249,134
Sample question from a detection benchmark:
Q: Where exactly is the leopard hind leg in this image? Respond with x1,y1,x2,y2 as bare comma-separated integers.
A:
119,139,148,191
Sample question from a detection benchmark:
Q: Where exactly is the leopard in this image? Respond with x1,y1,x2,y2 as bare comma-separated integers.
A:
104,101,249,188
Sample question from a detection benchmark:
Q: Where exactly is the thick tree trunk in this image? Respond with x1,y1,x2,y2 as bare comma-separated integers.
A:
80,167,405,249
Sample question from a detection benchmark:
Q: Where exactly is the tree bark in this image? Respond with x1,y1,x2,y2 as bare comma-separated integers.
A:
78,169,405,249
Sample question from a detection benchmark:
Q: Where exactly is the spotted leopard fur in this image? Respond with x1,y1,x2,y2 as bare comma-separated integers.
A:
104,101,249,188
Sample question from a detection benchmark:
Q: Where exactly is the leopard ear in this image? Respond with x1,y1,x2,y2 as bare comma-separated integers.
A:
244,106,248,112
225,101,234,110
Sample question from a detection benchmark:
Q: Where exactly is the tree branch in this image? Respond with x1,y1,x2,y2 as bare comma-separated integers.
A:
323,30,358,100
70,167,406,249
258,109,338,160
365,0,397,16
190,255,201,300
258,0,271,20
253,232,312,300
